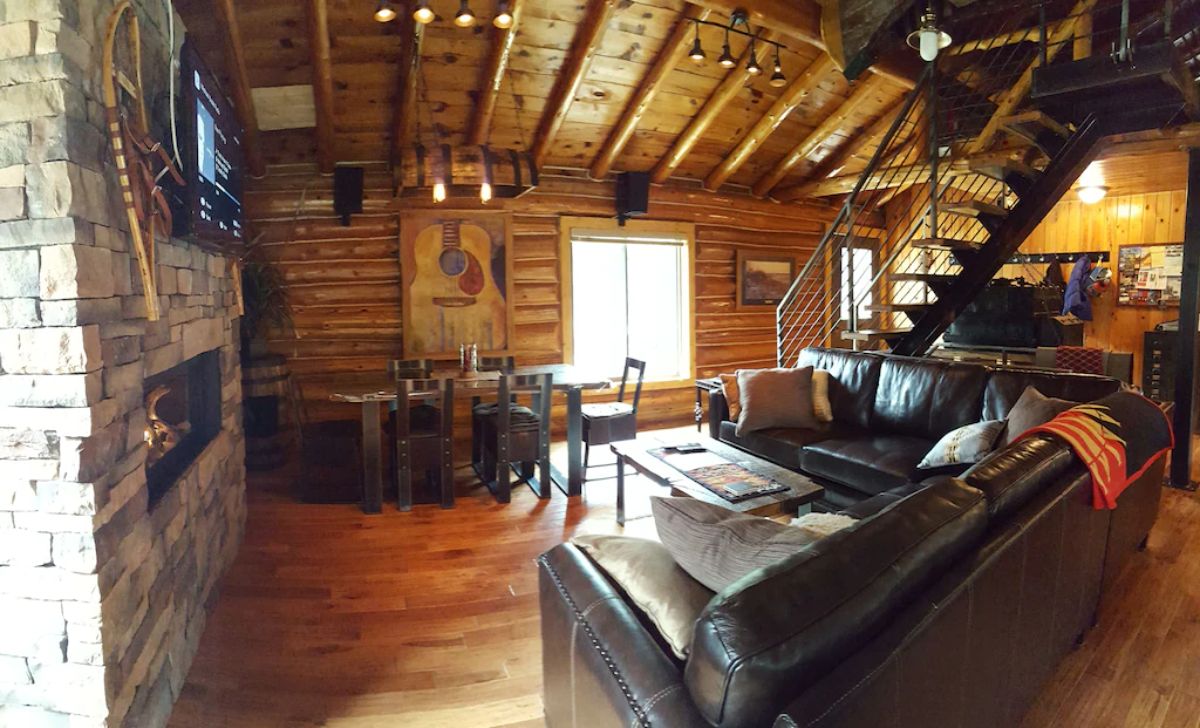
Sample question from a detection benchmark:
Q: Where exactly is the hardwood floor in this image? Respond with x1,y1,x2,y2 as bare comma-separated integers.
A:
171,427,1200,727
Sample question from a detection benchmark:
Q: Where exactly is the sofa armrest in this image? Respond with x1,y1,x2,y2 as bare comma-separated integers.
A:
707,388,730,440
538,544,710,728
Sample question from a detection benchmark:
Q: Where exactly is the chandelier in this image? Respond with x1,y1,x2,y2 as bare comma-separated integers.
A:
375,1,515,29
686,9,791,88
396,144,538,203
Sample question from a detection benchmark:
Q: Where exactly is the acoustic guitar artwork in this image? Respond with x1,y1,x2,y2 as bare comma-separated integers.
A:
408,219,507,352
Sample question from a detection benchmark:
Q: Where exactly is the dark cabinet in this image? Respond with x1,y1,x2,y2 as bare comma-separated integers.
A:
1143,331,1177,402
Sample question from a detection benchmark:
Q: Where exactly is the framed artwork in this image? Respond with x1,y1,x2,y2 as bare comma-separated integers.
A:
1117,242,1183,307
400,212,514,355
736,251,796,309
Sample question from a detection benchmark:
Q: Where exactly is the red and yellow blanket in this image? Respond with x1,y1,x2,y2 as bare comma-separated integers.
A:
1016,391,1174,509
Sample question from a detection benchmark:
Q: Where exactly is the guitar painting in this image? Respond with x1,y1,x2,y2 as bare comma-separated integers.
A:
402,214,512,355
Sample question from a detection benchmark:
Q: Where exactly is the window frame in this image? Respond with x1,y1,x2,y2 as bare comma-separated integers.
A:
559,216,696,388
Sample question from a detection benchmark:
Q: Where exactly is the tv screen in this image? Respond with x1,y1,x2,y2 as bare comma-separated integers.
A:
173,39,244,245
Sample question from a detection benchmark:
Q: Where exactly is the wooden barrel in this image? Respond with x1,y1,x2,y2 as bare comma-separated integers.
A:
242,353,290,397
396,144,538,200
242,354,291,471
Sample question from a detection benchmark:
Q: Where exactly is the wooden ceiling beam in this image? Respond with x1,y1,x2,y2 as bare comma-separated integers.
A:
751,73,890,198
589,5,710,180
806,100,904,180
468,0,524,146
390,14,425,165
214,0,264,177
776,149,1020,200
531,0,619,169
703,54,836,191
650,31,779,184
307,0,336,173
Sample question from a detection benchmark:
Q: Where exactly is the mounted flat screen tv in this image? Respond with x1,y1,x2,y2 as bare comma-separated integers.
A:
171,39,244,246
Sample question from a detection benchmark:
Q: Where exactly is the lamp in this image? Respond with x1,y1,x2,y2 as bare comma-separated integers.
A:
412,1,435,24
746,41,762,75
1077,185,1108,204
689,20,705,63
454,0,476,27
718,26,736,68
493,0,513,29
373,0,396,22
768,46,786,87
906,4,952,62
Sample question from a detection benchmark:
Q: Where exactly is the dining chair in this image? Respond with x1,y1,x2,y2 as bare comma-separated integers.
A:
471,355,516,466
582,357,646,469
292,379,362,504
394,377,455,511
474,372,553,503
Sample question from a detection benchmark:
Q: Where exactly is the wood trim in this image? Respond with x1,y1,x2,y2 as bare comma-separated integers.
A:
703,54,836,191
469,0,525,146
307,0,336,173
214,0,264,177
752,73,889,198
391,14,425,166
588,5,710,180
531,0,618,170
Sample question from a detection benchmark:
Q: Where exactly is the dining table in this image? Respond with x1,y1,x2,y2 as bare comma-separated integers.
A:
330,364,612,513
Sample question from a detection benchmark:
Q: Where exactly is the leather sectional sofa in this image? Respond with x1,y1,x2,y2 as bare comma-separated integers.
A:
537,348,1166,727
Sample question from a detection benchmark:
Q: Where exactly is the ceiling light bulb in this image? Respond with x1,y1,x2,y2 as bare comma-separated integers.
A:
769,66,786,87
689,23,705,63
718,43,735,68
906,7,951,62
493,1,513,29
746,52,762,75
373,0,397,22
432,182,447,203
480,182,493,203
1077,185,1108,204
413,2,434,24
454,1,476,27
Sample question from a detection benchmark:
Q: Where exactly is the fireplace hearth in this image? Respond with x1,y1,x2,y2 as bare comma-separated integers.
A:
144,350,222,505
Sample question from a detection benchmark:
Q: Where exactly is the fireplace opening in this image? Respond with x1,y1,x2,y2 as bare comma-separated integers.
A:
144,350,221,506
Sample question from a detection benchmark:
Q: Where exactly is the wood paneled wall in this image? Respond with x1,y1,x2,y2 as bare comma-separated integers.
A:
244,166,836,428
1004,189,1188,383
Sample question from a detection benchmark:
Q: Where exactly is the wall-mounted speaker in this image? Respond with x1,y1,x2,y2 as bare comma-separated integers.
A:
333,166,364,226
616,171,649,225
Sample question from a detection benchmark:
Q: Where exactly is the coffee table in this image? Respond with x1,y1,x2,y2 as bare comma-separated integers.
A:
610,437,824,525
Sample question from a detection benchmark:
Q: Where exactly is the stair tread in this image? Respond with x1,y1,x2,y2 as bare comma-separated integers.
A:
841,328,912,342
891,272,958,283
864,303,931,312
942,201,1010,218
911,237,983,251
999,110,1071,138
969,158,1039,181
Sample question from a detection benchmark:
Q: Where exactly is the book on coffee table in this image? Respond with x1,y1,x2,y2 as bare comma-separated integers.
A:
649,448,788,503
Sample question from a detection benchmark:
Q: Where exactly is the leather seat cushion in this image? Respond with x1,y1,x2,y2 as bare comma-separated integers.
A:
582,402,634,418
385,404,441,435
479,404,542,431
802,435,934,496
982,368,1122,420
719,420,861,471
870,357,988,440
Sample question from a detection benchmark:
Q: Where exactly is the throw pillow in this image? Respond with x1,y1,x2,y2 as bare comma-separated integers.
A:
719,372,741,421
571,534,714,659
917,420,1006,470
811,369,833,423
1004,386,1073,445
789,510,857,536
735,366,818,436
651,496,855,592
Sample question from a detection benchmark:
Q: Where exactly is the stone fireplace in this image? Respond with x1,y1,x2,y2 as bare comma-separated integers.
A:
0,1,247,726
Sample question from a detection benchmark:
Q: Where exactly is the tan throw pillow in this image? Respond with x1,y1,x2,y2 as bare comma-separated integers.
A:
811,369,833,423
651,496,855,592
572,534,714,659
719,372,741,421
1004,386,1073,445
735,366,818,436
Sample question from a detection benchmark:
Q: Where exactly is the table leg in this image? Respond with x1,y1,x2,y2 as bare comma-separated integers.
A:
694,386,703,432
550,386,584,497
361,400,382,514
616,453,626,526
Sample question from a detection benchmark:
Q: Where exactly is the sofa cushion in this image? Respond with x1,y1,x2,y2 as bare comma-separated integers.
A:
871,357,989,440
802,435,934,496
735,367,818,436
982,367,1122,421
720,420,858,471
796,347,883,430
684,478,988,728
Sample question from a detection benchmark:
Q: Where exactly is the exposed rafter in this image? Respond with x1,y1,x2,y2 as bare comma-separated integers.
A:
531,0,619,169
307,0,335,173
390,13,425,165
469,0,525,146
703,54,835,191
214,0,264,177
967,0,1097,154
650,32,779,184
805,99,903,181
776,149,1021,200
751,73,890,198
589,5,710,180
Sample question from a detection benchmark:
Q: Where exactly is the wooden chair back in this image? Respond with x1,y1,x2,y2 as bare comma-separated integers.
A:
388,359,433,379
617,357,647,413
479,355,516,373
394,377,454,511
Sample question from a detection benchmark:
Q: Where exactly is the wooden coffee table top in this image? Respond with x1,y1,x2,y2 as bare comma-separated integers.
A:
610,436,824,518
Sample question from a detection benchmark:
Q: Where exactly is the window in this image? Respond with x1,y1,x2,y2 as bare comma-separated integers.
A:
840,246,874,322
568,223,692,383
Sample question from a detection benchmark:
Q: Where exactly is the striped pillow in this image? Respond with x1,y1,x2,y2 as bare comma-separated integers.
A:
917,419,1005,470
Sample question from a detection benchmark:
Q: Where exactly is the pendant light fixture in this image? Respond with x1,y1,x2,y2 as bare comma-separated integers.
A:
906,3,952,62
768,46,786,87
373,0,396,22
746,40,762,75
493,0,514,29
412,1,435,24
454,0,476,28
689,20,706,63
718,26,736,68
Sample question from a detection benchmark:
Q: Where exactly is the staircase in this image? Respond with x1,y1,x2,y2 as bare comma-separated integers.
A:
776,0,1199,365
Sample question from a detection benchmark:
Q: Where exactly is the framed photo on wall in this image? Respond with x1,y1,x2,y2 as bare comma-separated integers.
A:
1117,242,1183,307
400,211,515,356
736,251,796,309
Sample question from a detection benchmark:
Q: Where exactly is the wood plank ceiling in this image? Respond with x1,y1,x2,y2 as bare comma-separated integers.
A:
184,0,911,195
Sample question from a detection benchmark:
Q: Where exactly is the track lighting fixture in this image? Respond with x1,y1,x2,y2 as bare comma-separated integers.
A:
769,46,786,87
688,20,705,63
412,1,434,24
746,41,762,75
454,0,476,27
718,27,736,68
493,0,514,29
373,0,396,22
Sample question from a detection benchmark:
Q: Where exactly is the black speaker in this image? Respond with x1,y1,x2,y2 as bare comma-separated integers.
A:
333,166,364,226
616,171,649,224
